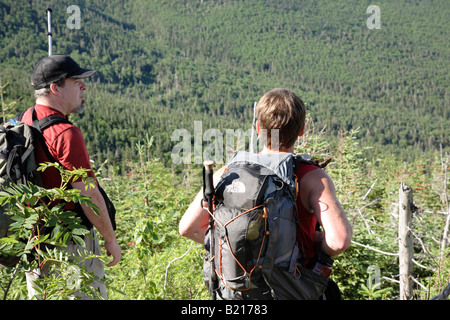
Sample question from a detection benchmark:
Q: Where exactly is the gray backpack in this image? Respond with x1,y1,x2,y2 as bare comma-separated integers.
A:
203,151,328,300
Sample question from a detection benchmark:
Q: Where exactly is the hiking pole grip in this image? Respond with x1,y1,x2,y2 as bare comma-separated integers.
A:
203,160,215,211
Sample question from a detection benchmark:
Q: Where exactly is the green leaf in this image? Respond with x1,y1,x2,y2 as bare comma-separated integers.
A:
24,238,36,252
72,228,88,236
51,224,62,239
135,235,143,246
63,232,71,244
34,233,50,245
72,235,85,247
0,237,19,244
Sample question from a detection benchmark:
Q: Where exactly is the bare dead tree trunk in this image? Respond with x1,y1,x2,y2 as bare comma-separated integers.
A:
439,146,449,255
399,183,414,300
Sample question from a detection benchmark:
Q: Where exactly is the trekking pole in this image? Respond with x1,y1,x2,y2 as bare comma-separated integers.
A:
203,160,215,213
203,160,217,300
46,6,52,56
250,101,257,153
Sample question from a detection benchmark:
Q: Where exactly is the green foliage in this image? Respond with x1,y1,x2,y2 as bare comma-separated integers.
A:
420,249,450,300
0,164,103,300
28,248,105,300
298,122,449,300
0,78,19,123
106,238,208,300
100,131,449,300
2,129,448,300
97,137,208,299
358,282,393,300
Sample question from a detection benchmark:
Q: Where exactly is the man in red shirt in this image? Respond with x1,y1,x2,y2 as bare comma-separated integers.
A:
179,88,352,299
23,54,121,299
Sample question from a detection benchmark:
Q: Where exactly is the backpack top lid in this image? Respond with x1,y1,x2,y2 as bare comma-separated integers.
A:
227,151,304,190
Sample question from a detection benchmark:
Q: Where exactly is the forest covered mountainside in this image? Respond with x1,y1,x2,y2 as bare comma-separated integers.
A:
0,0,448,168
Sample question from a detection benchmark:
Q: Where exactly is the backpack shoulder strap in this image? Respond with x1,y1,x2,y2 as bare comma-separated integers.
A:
17,107,72,131
20,107,73,163
293,154,331,169
36,115,72,131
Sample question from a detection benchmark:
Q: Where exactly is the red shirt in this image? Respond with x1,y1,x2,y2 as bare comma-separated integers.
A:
295,163,321,262
21,104,95,188
21,105,95,221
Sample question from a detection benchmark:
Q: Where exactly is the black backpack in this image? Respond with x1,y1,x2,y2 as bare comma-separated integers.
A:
0,107,72,267
203,151,329,300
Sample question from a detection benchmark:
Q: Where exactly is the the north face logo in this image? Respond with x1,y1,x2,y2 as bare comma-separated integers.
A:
224,180,246,193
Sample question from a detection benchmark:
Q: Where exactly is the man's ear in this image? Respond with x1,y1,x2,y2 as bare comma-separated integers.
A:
49,83,60,95
256,120,261,135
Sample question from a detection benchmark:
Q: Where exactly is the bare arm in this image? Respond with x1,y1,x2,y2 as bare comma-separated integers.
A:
71,180,121,267
179,189,210,244
179,166,226,244
300,169,352,257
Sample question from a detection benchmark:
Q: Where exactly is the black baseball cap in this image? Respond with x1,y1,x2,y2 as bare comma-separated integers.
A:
31,54,97,89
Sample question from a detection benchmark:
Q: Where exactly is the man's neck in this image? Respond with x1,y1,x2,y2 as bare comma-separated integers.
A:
35,98,66,116
260,146,294,154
